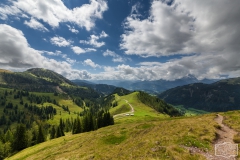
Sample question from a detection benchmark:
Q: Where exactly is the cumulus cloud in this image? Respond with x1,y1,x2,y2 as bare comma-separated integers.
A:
0,5,21,20
103,49,129,62
0,24,90,80
24,17,49,32
118,0,240,80
83,59,101,68
0,0,108,30
91,52,240,81
80,31,108,47
50,36,72,47
71,46,96,54
66,25,79,34
99,31,108,38
121,0,240,56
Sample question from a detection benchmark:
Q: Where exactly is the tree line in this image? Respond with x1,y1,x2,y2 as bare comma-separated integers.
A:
0,109,114,159
137,91,182,117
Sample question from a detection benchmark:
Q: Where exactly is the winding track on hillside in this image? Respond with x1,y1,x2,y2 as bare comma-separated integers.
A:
113,99,134,118
185,114,238,160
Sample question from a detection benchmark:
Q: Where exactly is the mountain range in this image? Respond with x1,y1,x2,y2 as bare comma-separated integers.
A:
159,77,240,112
88,75,217,94
2,68,240,113
1,67,240,159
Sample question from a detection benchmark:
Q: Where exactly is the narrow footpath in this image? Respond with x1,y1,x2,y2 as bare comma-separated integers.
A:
186,114,238,160
113,99,134,118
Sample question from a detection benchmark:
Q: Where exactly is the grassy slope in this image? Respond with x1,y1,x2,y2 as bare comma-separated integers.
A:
7,92,219,160
7,116,217,160
110,92,169,123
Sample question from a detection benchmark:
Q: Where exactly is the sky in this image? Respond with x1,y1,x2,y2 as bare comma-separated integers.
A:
0,0,240,81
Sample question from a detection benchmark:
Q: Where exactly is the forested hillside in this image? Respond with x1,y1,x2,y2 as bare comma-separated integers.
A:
72,80,117,95
0,68,116,159
0,68,182,159
0,87,114,159
159,77,240,112
137,92,181,117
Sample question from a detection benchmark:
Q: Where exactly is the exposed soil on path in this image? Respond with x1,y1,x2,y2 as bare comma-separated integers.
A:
184,114,238,160
214,114,237,144
113,99,134,118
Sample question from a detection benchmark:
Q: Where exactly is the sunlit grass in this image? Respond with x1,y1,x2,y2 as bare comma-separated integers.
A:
111,92,169,124
4,90,220,160
7,113,217,160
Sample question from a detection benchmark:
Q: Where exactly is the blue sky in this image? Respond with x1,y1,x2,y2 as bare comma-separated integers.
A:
0,0,240,81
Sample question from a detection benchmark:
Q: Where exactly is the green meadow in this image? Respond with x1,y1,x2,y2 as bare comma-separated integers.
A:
6,92,223,160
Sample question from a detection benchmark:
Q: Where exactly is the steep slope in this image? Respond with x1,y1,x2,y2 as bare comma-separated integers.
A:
159,77,240,112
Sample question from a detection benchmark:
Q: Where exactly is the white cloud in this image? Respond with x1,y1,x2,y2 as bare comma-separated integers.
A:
1,23,238,81
50,36,72,47
24,17,49,32
41,50,76,64
80,31,108,47
91,51,240,80
115,0,240,80
137,62,163,66
66,25,79,34
41,50,62,56
103,49,129,62
0,0,108,31
0,5,21,20
0,24,91,80
85,48,97,52
66,58,76,64
83,59,101,68
103,66,115,72
71,46,96,55
121,0,240,57
99,31,108,38
71,46,85,54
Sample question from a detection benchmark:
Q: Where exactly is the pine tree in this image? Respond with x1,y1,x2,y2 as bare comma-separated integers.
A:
12,124,28,151
75,117,82,134
37,125,45,144
59,118,65,136
4,130,13,143
50,126,56,139
56,125,64,138
72,119,77,134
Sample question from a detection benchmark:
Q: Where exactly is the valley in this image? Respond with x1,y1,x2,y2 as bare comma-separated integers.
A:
0,68,240,160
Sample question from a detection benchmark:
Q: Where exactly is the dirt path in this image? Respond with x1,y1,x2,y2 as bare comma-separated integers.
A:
214,114,237,144
184,114,238,160
124,99,134,113
113,99,134,118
